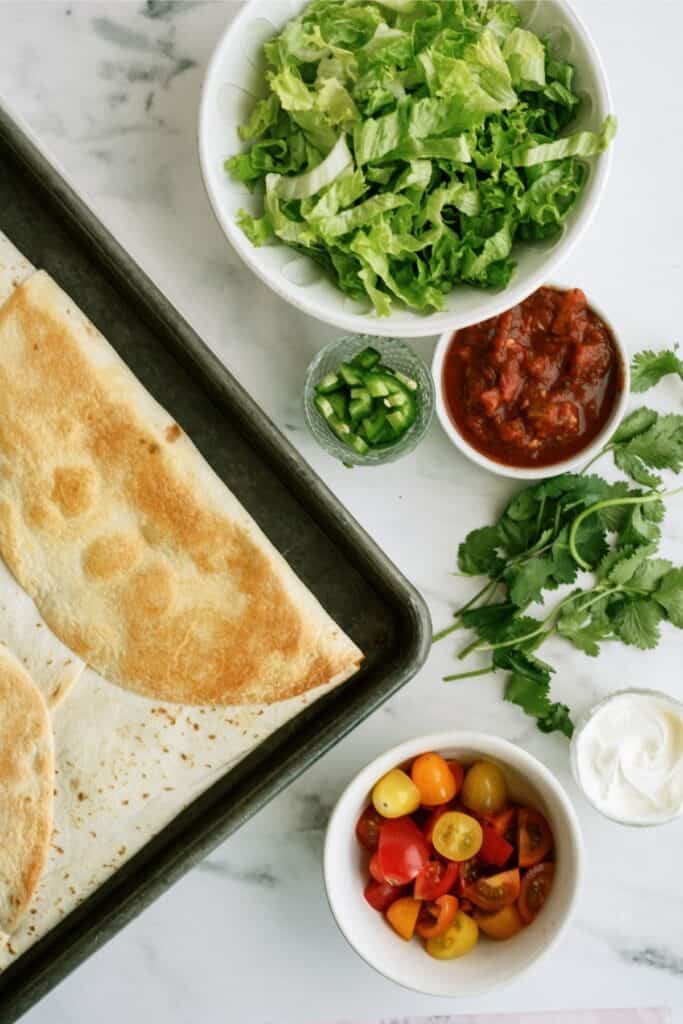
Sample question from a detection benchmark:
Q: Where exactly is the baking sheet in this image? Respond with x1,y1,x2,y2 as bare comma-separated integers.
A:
0,101,430,1021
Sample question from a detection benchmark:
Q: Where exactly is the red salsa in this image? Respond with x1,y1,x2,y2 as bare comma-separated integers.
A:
443,287,623,468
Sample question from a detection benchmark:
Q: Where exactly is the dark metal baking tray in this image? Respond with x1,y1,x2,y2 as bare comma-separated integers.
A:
0,103,431,1022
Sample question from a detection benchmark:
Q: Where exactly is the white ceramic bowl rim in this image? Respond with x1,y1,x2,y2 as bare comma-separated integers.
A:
323,731,584,998
198,0,614,338
431,283,631,480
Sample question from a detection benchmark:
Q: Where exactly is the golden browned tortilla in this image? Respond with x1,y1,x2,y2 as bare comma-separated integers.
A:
0,646,53,934
0,271,362,705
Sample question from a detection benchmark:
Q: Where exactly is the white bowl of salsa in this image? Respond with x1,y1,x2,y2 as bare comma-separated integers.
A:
432,285,630,479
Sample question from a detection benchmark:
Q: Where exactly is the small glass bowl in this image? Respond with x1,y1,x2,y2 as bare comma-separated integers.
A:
303,335,435,467
570,688,683,828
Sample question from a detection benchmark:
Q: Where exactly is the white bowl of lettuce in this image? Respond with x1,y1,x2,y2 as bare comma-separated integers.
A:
199,0,615,338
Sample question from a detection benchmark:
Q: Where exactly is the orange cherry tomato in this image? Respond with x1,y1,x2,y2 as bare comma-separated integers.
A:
518,808,553,868
411,753,457,807
519,862,554,923
474,903,525,940
464,868,521,912
386,897,422,940
447,759,465,796
416,894,459,939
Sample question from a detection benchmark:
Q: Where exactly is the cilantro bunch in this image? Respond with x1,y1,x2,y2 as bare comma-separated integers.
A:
435,349,683,738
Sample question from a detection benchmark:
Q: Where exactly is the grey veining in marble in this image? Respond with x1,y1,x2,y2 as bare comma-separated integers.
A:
0,2,681,1023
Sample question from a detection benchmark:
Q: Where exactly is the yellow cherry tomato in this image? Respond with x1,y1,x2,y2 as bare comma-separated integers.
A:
474,903,525,941
432,811,483,862
386,897,421,940
410,752,457,807
426,911,479,959
372,768,421,819
461,761,508,816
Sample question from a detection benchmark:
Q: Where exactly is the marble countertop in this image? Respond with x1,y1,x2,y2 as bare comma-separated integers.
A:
1,2,682,1022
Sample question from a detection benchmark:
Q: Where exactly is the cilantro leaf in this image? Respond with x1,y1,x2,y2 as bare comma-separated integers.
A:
602,543,658,586
655,568,683,627
571,512,608,568
609,596,663,650
620,414,683,472
614,449,662,488
458,525,505,577
597,481,640,532
611,407,658,445
556,590,612,656
629,558,673,592
505,556,556,607
504,674,574,737
631,347,683,393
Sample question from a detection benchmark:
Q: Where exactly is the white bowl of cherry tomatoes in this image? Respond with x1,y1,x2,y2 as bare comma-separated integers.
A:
323,732,583,997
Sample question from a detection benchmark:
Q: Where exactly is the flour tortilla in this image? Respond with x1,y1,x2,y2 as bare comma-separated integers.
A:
0,235,85,707
0,271,362,706
0,646,54,934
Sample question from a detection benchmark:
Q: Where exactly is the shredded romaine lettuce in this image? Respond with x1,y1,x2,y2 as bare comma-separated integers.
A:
227,0,616,316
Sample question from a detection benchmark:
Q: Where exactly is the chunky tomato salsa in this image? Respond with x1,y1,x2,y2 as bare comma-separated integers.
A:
443,287,622,468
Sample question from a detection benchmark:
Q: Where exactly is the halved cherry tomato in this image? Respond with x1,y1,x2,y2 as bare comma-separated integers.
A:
519,862,554,923
356,805,383,851
518,808,553,868
411,753,457,807
465,868,521,911
474,903,524,940
485,806,517,844
432,811,483,862
369,852,388,884
413,859,459,901
386,897,421,940
372,769,421,819
422,805,449,846
461,761,508,816
364,879,405,912
378,817,429,886
447,759,465,796
425,911,478,959
480,822,514,868
456,856,484,896
416,894,458,939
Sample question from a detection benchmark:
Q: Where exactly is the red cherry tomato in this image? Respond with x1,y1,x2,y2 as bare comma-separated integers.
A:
465,868,521,912
485,806,517,843
518,808,553,868
378,817,429,886
480,823,514,868
422,805,450,846
455,856,485,896
416,894,459,939
364,879,405,912
519,862,554,923
414,859,459,901
369,852,388,884
356,805,384,851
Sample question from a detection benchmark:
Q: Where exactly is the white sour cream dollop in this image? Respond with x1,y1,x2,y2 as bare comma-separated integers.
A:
573,691,683,825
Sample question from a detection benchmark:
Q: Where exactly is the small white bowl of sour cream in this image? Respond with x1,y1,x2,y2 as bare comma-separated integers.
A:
570,689,683,827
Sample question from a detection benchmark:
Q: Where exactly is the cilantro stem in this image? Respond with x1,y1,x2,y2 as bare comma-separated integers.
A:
433,578,499,643
444,664,494,682
433,621,463,643
568,488,683,570
580,444,613,475
463,586,620,657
